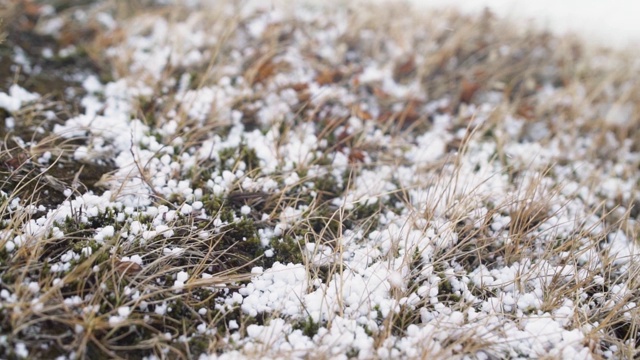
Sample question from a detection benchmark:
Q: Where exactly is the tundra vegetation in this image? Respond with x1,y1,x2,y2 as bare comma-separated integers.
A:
0,1,639,359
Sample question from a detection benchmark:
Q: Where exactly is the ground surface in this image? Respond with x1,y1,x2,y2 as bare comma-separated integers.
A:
0,1,639,359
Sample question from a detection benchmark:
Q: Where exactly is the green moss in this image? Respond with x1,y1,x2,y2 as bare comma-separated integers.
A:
240,146,260,173
200,194,237,223
390,304,421,336
206,219,265,270
59,215,89,232
293,316,320,338
313,174,341,199
406,248,422,290
72,239,100,253
202,194,225,215
346,348,360,358
220,208,235,223
0,268,15,284
218,144,260,174
307,208,342,241
225,219,257,242
187,163,216,190
218,148,236,164
268,235,304,266
437,278,461,303
189,336,210,354
363,326,374,337
347,202,380,228
297,167,309,179
95,251,110,264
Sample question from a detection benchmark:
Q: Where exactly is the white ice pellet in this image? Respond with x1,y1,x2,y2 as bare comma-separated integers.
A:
5,241,15,252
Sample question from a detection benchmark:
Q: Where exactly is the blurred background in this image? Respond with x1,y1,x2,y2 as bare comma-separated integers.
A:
412,0,640,49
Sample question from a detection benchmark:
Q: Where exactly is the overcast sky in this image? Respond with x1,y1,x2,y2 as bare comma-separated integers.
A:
412,0,640,49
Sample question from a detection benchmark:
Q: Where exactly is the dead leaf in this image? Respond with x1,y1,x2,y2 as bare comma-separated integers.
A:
393,56,416,81
3,152,28,170
352,105,372,120
348,148,365,163
399,99,421,125
446,138,463,153
290,83,308,92
315,69,343,85
262,22,292,42
115,260,142,276
254,60,277,84
516,102,535,120
290,83,310,102
376,111,393,123
372,86,389,100
23,0,42,17
460,78,480,103
352,76,361,87
336,129,351,146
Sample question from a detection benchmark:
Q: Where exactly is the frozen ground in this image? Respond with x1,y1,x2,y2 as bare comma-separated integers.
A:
0,1,639,359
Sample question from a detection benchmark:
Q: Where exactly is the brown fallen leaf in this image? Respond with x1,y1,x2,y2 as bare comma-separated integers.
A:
290,83,310,102
262,22,293,43
376,111,394,124
460,78,481,104
352,104,373,120
254,60,277,84
399,99,421,125
336,129,351,148
372,86,389,100
352,76,360,87
23,0,42,16
348,148,365,163
115,260,143,276
393,56,416,82
516,102,535,120
446,138,463,153
2,152,29,170
315,69,343,85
